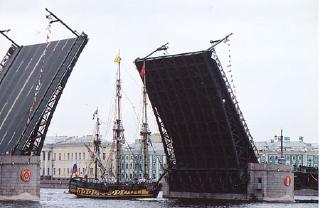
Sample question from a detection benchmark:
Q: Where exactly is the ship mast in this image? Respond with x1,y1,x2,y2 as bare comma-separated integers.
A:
140,62,151,180
138,43,169,180
93,109,101,179
113,52,124,184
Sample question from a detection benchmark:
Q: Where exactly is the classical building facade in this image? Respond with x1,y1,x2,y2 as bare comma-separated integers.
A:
119,133,166,181
42,134,317,181
41,133,166,181
255,136,318,168
41,135,112,179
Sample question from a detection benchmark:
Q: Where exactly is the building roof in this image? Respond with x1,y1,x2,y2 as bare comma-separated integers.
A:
254,139,318,152
45,134,163,152
45,135,111,146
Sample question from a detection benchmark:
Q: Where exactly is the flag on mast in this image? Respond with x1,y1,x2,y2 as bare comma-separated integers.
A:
72,163,77,174
114,51,121,64
140,62,146,78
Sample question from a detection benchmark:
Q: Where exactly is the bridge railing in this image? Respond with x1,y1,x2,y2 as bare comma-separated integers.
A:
210,49,259,158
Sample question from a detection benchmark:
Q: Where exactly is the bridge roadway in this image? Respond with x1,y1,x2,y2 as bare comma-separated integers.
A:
0,37,79,154
135,50,257,194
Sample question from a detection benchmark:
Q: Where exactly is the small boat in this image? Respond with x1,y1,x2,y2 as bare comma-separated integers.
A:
68,52,162,199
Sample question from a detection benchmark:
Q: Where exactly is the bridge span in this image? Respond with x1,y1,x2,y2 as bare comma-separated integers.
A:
135,47,293,201
0,35,88,156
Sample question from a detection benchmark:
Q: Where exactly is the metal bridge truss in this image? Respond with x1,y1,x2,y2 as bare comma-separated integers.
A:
153,106,176,168
135,49,257,194
12,34,88,156
210,48,259,158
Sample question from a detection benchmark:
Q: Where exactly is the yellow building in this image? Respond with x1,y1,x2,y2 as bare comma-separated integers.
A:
41,135,112,179
41,133,166,180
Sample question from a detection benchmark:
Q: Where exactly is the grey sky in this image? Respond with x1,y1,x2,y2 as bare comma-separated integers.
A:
0,0,318,144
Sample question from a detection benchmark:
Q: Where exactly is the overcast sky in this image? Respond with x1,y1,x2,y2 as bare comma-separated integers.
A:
0,0,318,144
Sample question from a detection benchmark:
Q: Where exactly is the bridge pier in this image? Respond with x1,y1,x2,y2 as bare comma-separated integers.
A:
162,163,294,202
247,163,294,202
0,156,40,201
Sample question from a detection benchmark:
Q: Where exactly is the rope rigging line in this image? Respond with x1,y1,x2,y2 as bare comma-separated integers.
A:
124,139,144,173
104,76,117,140
104,140,116,179
310,173,318,182
122,64,141,89
124,139,135,160
122,89,140,126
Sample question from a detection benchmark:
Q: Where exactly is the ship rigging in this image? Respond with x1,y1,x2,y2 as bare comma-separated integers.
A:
68,51,162,199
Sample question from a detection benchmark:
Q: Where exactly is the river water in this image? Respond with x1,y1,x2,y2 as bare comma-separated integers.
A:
0,189,317,208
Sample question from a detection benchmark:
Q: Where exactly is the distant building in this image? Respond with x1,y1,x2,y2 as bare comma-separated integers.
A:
255,136,318,167
41,135,112,179
41,133,166,181
119,133,166,181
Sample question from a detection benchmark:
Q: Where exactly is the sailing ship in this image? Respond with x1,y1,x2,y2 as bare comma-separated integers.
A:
68,53,161,199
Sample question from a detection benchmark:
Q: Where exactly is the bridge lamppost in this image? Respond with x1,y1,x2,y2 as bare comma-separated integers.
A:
276,129,286,165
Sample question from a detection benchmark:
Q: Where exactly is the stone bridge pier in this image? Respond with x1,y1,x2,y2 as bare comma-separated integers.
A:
0,156,40,201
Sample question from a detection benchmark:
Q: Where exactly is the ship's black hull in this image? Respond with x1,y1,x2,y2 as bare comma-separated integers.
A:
69,177,161,199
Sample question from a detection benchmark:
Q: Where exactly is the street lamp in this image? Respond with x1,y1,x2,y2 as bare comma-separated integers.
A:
277,129,286,165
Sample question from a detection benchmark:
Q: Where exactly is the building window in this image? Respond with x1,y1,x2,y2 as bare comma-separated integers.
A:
48,152,51,160
53,168,56,176
67,168,70,175
54,153,56,160
79,152,81,160
83,153,85,160
47,168,50,176
64,153,66,160
71,153,73,160
67,153,70,160
59,153,61,160
75,153,77,160
43,168,45,176
42,152,45,160
103,153,106,160
58,168,61,176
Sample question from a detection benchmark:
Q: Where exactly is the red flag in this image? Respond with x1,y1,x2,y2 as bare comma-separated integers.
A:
140,62,145,78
